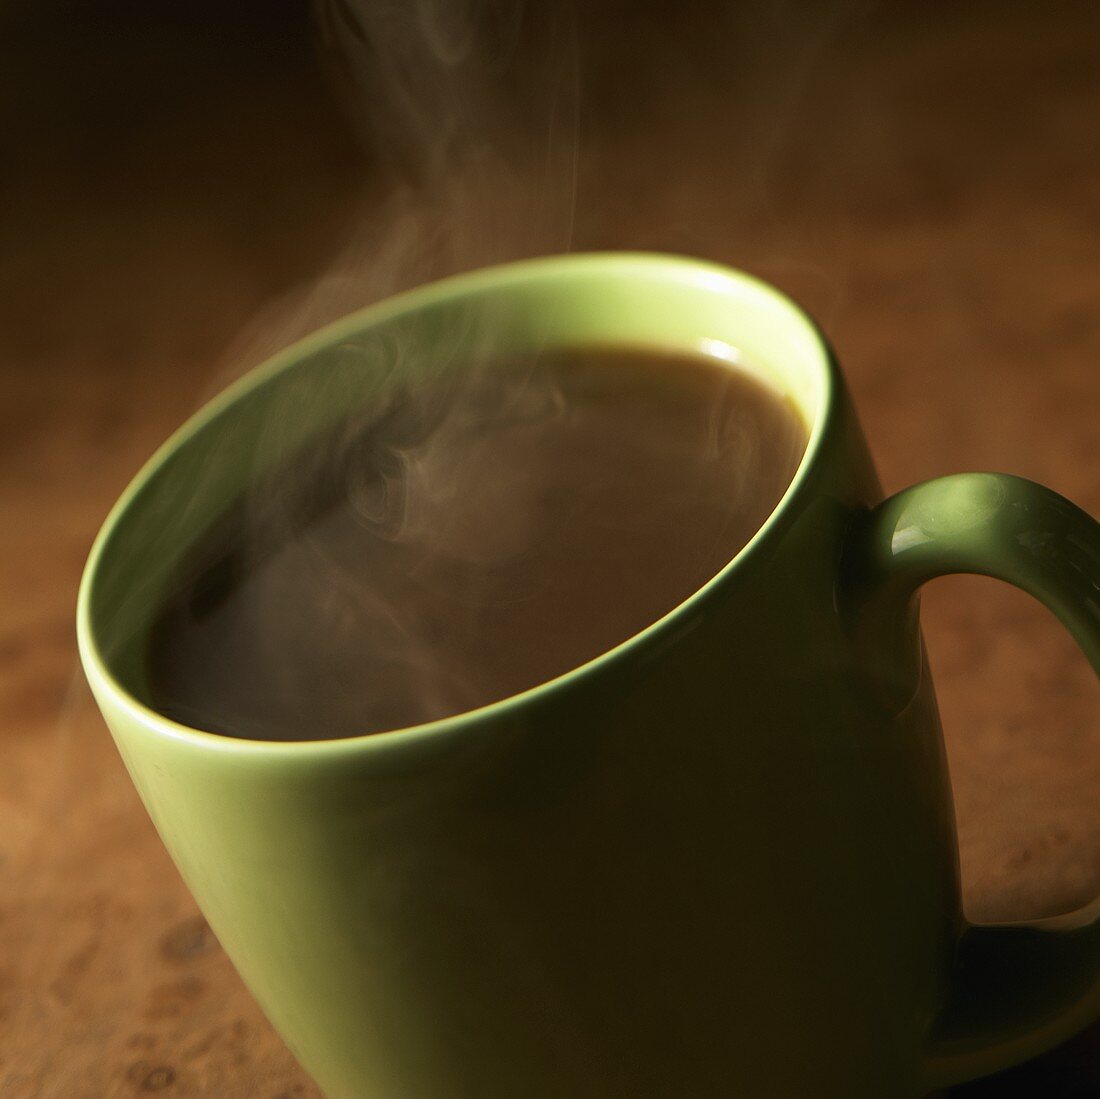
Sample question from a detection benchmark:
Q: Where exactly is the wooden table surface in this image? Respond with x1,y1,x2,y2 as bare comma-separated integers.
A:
3,2,1098,1095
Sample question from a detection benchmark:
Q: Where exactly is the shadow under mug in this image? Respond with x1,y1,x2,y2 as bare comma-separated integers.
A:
78,253,1100,1098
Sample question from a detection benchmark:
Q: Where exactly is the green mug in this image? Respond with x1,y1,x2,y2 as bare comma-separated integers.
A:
78,254,1100,1097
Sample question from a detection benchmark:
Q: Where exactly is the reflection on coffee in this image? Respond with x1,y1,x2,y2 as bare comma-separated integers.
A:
146,346,808,740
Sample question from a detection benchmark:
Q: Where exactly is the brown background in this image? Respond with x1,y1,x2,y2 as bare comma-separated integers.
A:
3,1,1099,1095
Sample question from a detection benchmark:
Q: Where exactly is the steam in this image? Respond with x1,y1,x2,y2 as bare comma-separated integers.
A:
177,2,580,410
95,1,837,740
231,321,577,733
311,0,579,291
151,0,586,733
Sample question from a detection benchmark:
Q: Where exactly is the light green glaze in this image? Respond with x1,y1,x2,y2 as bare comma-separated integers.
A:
77,254,1100,1097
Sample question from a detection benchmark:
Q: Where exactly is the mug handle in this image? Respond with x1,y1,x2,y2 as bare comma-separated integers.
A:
846,472,1100,1089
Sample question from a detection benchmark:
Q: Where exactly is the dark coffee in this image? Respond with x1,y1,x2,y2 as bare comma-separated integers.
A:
146,346,807,740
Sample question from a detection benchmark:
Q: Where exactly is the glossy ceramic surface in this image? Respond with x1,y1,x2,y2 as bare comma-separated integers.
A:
78,254,1100,1098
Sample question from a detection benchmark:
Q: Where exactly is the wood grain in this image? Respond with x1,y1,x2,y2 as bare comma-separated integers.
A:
3,2,1098,1095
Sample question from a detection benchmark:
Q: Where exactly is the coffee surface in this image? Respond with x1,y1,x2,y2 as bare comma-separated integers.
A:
146,346,807,740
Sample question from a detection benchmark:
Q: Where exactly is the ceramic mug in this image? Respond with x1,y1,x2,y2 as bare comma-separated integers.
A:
78,254,1100,1097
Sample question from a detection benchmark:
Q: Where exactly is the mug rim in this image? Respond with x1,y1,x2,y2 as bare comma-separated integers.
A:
76,251,839,756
